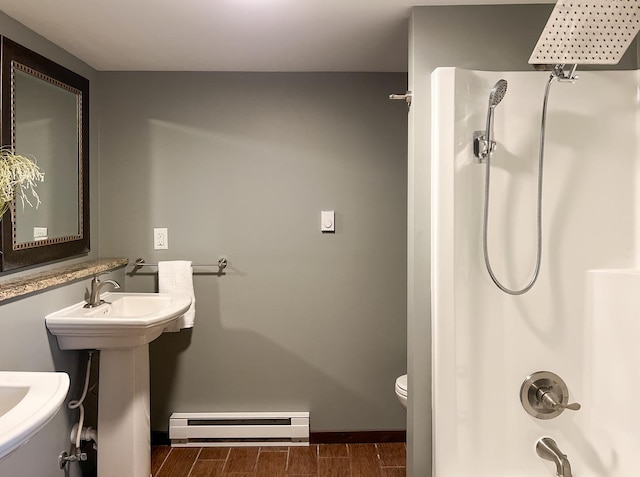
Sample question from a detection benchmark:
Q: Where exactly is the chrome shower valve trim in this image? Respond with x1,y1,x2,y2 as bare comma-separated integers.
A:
520,371,581,420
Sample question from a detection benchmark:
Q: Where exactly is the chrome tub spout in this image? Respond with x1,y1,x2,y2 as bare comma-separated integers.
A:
536,437,572,477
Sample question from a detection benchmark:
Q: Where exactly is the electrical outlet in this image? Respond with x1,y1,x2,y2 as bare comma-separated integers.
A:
154,228,168,250
33,227,48,240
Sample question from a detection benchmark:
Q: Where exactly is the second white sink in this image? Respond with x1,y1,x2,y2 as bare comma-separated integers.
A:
45,292,192,350
0,372,69,462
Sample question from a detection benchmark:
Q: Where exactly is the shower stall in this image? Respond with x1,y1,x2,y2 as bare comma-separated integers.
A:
431,66,639,476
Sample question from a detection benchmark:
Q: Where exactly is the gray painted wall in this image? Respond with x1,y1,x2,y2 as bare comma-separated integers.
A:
98,72,408,433
0,11,105,477
407,5,638,476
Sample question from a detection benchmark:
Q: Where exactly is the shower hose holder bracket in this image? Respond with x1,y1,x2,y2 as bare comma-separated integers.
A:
473,130,495,163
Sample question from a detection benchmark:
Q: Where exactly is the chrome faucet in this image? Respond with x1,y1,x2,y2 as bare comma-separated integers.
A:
536,437,572,477
84,276,120,308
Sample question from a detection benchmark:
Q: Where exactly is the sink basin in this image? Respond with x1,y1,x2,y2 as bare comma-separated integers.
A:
45,292,192,350
0,371,69,461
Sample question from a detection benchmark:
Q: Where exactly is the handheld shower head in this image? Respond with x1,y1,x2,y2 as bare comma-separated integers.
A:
489,79,508,108
485,79,508,150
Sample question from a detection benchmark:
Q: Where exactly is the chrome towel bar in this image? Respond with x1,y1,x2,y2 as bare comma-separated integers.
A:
131,257,228,272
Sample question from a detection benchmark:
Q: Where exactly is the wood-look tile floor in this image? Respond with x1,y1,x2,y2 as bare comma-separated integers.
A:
152,443,406,477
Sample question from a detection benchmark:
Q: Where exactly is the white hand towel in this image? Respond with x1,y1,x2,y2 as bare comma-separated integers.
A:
158,260,195,332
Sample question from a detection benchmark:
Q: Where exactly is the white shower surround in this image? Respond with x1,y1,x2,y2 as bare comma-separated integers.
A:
431,67,640,476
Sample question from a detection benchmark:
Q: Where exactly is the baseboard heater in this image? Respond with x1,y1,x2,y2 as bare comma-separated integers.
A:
169,412,310,447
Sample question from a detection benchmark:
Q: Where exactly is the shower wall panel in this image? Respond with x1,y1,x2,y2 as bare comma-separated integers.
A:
431,67,638,476
586,269,640,475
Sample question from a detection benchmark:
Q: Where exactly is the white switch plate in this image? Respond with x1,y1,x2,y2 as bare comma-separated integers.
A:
154,228,168,249
321,211,335,233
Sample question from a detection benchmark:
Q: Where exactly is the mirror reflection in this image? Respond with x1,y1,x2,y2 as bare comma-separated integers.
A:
14,67,80,244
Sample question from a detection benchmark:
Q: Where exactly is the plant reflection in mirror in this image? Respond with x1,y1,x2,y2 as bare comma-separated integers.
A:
0,147,45,218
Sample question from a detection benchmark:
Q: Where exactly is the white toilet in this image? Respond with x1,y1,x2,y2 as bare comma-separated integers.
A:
395,374,407,409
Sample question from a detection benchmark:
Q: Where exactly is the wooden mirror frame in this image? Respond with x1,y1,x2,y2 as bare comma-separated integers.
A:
0,37,89,272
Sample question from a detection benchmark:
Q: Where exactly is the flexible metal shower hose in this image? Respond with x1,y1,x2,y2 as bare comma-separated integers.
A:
482,74,556,295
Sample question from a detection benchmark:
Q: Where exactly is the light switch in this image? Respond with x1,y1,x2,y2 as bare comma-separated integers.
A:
321,210,335,233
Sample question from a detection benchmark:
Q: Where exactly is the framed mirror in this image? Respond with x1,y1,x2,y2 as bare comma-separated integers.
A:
0,37,89,272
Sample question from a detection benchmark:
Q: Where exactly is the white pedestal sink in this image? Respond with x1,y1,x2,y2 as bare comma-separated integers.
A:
0,371,69,462
45,292,191,477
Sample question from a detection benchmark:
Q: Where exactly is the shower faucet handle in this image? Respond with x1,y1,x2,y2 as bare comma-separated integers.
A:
537,387,581,412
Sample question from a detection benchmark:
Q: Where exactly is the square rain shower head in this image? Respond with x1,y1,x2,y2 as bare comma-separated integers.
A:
529,0,640,66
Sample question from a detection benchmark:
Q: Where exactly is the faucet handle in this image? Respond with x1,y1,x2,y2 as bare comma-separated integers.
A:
563,402,581,411
84,275,120,308
538,388,581,412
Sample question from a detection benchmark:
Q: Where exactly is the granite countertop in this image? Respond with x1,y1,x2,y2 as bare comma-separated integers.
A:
0,257,128,303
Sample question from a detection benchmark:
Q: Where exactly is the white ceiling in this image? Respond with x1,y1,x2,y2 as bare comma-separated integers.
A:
0,0,552,72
